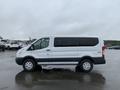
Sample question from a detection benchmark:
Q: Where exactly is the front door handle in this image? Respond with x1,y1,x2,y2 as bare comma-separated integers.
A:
46,49,50,51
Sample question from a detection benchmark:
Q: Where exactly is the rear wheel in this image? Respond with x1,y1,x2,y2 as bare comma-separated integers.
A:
76,59,93,73
23,59,37,72
36,65,42,71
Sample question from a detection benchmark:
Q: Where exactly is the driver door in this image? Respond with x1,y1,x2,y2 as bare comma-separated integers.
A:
30,38,50,59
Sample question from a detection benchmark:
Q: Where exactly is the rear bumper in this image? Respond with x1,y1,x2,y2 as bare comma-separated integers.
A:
93,57,106,64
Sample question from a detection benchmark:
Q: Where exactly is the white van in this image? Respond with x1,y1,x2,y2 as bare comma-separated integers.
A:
16,36,106,72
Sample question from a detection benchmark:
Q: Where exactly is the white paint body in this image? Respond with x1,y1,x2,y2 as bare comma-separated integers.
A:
16,36,104,69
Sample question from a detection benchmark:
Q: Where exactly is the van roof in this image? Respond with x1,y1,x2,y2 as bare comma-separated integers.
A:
39,35,100,38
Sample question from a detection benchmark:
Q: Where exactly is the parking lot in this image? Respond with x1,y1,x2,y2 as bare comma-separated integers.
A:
0,50,120,90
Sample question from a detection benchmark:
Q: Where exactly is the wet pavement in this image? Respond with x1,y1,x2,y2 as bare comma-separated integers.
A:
0,50,120,90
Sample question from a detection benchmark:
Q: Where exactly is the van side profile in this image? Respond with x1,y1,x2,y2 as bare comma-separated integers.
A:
16,36,106,72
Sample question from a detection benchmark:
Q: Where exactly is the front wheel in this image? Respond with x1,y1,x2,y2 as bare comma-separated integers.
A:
23,59,37,72
76,59,93,73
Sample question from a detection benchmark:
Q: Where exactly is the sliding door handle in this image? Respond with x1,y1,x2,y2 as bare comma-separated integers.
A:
46,49,50,51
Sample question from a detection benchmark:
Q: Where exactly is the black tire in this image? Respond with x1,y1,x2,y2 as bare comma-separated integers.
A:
23,59,37,72
36,65,42,71
75,66,82,72
76,59,93,73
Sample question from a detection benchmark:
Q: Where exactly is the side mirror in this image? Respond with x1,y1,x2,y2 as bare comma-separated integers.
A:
28,44,35,51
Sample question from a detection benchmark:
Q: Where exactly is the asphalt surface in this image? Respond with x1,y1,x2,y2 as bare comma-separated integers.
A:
0,50,120,90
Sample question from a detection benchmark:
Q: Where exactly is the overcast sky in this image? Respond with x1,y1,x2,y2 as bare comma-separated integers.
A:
0,0,120,40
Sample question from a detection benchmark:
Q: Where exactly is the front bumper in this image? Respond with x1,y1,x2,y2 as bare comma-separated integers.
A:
16,58,24,65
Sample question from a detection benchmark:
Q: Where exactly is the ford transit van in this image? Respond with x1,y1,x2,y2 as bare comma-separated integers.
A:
16,36,106,72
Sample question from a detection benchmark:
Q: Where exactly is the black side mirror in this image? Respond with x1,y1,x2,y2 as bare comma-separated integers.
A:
28,44,35,51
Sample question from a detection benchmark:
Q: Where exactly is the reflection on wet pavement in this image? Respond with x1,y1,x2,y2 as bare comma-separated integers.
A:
15,69,105,90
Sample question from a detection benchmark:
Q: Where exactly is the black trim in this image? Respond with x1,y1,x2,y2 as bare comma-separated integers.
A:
16,57,106,65
93,57,106,64
36,58,80,62
16,58,24,65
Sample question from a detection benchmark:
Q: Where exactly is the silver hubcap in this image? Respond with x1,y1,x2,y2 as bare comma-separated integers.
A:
25,61,33,70
83,62,91,70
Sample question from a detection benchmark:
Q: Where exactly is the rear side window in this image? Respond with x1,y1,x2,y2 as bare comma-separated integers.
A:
54,37,99,47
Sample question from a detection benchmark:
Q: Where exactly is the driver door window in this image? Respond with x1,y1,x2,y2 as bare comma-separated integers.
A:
32,38,49,50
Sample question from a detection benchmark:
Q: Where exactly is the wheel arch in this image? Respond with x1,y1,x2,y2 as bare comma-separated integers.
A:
79,56,94,64
23,56,37,64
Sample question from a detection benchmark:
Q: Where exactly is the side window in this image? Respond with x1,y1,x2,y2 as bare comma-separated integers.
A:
40,38,50,49
29,38,49,50
54,37,99,47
